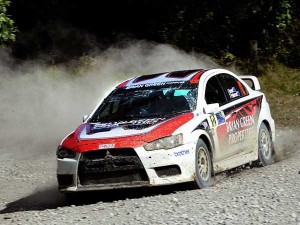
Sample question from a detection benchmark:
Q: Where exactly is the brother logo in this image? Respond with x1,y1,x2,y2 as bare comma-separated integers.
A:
174,150,190,157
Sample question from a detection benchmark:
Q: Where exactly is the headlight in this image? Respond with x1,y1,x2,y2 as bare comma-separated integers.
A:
56,146,76,159
144,134,183,151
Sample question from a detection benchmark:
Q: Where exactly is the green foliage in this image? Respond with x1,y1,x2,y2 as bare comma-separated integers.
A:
223,52,235,62
259,63,300,127
157,0,299,67
158,0,241,56
264,0,294,61
8,0,300,67
275,0,292,31
0,0,17,45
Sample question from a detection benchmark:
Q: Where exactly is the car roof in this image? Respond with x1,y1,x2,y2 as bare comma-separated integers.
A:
118,69,208,88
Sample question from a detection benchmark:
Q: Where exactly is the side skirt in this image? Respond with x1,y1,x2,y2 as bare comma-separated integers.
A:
213,150,258,174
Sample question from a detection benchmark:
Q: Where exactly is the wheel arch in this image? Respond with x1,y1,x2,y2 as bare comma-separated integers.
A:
262,120,271,134
261,119,275,153
198,134,215,174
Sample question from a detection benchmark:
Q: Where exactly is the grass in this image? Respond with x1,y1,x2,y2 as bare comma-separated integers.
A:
258,63,300,128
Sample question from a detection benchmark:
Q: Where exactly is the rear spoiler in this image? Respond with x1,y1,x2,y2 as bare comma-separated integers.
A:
239,75,261,91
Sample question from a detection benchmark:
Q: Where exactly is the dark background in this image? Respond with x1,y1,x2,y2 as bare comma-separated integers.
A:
9,0,300,67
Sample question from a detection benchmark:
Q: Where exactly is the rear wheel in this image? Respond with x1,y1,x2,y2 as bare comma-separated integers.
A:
194,139,212,188
258,123,274,166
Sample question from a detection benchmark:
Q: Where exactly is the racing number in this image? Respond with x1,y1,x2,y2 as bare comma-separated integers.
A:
210,115,216,127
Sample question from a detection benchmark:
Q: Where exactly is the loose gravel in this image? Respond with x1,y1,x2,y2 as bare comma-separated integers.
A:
0,129,299,225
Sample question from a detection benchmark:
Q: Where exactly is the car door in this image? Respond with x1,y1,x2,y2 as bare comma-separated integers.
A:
216,73,262,160
204,75,229,162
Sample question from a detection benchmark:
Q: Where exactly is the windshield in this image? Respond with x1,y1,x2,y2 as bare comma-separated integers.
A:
90,82,198,123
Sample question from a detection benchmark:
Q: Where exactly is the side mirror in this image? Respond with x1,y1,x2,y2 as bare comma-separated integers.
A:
204,103,220,114
83,115,88,122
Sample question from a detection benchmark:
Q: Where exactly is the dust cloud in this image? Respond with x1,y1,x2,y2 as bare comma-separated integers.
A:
0,42,217,160
274,128,300,161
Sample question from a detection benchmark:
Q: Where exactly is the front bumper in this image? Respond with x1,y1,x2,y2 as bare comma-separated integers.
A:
57,142,196,192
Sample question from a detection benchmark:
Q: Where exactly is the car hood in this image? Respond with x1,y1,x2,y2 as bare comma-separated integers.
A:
81,117,169,139
61,113,194,153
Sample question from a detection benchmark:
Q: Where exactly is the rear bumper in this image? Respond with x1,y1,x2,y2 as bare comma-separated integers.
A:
57,142,196,192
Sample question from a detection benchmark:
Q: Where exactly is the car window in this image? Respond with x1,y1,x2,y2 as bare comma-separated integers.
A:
205,76,227,105
217,74,248,101
237,80,248,96
90,83,198,123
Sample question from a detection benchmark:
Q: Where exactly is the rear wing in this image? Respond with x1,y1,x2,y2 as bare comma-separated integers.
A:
239,75,261,91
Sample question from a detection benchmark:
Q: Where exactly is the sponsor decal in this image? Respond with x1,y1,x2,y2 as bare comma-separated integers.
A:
88,118,166,133
95,118,165,127
226,115,256,145
228,125,254,145
174,150,190,157
226,115,255,133
125,81,185,89
227,87,240,99
210,115,217,127
215,111,225,124
99,143,115,149
89,123,117,133
216,96,263,152
200,120,209,130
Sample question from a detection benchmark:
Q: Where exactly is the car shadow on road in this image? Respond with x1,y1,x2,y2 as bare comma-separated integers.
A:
0,186,67,214
0,183,194,214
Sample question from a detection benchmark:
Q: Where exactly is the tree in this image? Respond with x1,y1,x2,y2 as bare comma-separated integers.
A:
0,0,17,45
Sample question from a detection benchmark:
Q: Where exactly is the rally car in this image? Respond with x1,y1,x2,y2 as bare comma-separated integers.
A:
57,68,275,192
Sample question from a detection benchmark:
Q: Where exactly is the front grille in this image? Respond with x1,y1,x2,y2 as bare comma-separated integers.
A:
78,148,149,185
154,165,181,178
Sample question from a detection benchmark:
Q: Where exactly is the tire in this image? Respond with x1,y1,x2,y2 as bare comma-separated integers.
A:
194,139,212,188
258,123,274,166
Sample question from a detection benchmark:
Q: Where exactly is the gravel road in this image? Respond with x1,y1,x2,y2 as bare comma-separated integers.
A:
0,128,299,225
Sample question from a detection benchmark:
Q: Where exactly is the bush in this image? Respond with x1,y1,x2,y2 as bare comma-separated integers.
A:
0,0,17,45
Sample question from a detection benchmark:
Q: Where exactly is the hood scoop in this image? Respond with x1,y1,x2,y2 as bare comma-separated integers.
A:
87,124,116,134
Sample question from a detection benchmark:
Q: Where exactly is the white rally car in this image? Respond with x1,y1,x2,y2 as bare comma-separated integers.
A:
57,68,275,192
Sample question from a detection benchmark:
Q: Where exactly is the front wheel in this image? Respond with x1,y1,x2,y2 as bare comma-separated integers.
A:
258,123,274,166
194,139,212,188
